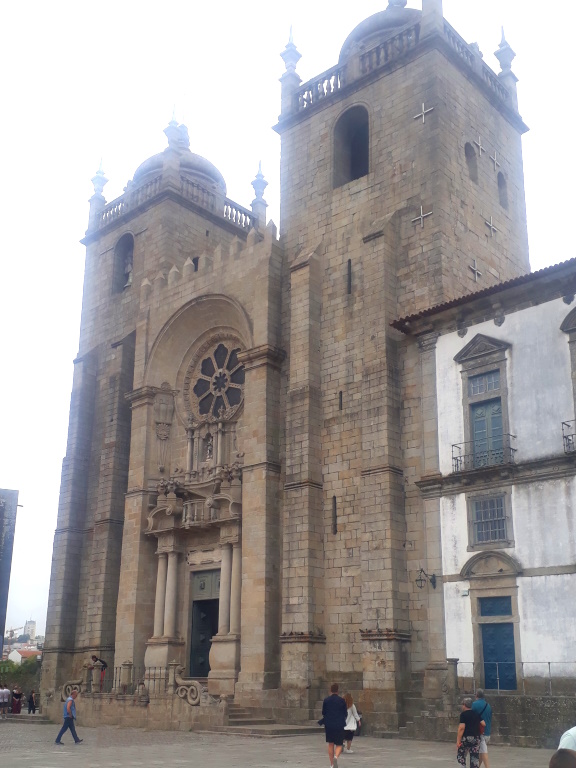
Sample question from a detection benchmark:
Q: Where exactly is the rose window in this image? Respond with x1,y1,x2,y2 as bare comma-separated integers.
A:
192,343,245,417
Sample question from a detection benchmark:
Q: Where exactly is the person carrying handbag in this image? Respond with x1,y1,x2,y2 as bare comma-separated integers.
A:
342,693,361,754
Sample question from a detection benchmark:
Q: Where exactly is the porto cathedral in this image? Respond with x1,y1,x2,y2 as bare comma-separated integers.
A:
43,0,576,737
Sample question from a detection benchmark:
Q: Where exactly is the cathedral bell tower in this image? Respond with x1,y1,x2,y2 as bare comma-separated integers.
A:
275,0,529,720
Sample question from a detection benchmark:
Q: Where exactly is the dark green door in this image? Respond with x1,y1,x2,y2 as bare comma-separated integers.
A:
190,599,219,678
190,569,220,678
471,399,503,467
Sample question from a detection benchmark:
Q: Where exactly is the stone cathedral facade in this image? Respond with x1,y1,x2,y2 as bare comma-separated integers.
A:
44,0,563,734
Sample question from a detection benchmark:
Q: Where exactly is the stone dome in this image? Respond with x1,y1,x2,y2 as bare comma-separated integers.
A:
132,122,227,194
339,2,421,63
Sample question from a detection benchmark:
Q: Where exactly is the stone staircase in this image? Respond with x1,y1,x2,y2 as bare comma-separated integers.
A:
202,702,319,737
3,713,52,725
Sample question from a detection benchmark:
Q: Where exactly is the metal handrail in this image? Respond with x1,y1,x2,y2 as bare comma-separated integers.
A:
457,660,576,695
452,434,516,473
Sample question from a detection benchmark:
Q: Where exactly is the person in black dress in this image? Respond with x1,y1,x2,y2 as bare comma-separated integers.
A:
321,683,347,768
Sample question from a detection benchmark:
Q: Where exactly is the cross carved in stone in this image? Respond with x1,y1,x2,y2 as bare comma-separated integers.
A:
484,216,499,237
469,259,483,281
490,151,501,171
411,205,433,229
413,103,434,124
474,136,486,155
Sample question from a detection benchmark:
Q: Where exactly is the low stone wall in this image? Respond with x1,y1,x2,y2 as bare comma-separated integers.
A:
491,695,576,749
45,692,227,731
396,694,576,748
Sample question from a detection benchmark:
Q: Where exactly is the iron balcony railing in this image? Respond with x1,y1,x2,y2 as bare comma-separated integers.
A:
562,420,575,454
452,434,516,473
457,660,576,696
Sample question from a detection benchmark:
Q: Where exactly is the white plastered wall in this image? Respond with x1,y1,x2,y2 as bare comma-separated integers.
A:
437,297,576,671
436,298,575,475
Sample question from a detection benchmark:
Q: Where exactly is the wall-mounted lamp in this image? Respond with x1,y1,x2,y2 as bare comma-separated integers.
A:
415,568,437,589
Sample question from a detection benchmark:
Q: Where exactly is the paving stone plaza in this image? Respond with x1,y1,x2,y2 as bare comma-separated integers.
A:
0,723,553,768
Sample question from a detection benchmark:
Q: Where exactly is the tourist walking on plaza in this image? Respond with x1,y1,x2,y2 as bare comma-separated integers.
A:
472,689,492,768
456,697,484,768
55,690,83,745
0,682,9,719
28,689,37,714
342,692,361,754
321,683,347,768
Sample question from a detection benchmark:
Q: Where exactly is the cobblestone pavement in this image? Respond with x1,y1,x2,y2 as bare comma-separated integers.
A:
0,722,554,768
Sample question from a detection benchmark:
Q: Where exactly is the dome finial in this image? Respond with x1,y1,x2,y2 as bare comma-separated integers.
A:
251,162,268,228
281,28,301,73
91,160,108,196
252,162,268,201
494,26,516,73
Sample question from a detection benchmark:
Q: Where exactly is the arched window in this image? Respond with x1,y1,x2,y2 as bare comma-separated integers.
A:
465,143,478,184
498,172,508,209
333,106,369,188
113,233,134,293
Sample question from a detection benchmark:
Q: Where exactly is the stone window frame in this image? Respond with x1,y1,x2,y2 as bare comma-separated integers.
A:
333,104,371,189
112,231,135,294
454,334,512,456
466,488,514,552
462,551,523,691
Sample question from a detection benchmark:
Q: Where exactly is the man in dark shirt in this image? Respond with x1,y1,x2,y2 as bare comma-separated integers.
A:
321,683,347,768
456,697,483,768
471,689,492,768
90,655,108,692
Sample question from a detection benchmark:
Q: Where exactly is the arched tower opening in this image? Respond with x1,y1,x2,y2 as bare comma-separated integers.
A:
333,106,369,188
112,233,134,293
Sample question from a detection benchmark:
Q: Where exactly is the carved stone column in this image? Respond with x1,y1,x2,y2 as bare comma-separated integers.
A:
153,553,168,637
218,543,232,635
164,551,179,638
229,542,242,635
144,506,185,671
208,530,241,696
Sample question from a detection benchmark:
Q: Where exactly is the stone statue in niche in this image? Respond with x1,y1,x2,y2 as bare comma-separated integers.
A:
123,251,133,288
205,433,213,461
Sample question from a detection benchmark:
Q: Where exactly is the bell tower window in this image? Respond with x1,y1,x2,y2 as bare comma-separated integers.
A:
113,233,134,293
333,106,369,188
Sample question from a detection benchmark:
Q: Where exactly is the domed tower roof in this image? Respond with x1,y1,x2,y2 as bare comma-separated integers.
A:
132,121,227,195
339,1,421,63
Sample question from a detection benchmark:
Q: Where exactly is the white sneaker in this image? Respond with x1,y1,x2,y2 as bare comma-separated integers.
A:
346,749,354,754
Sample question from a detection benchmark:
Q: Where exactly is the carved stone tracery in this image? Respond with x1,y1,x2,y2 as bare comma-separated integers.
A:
183,333,246,423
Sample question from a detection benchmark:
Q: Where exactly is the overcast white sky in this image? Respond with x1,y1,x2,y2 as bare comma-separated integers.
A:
1,0,574,636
